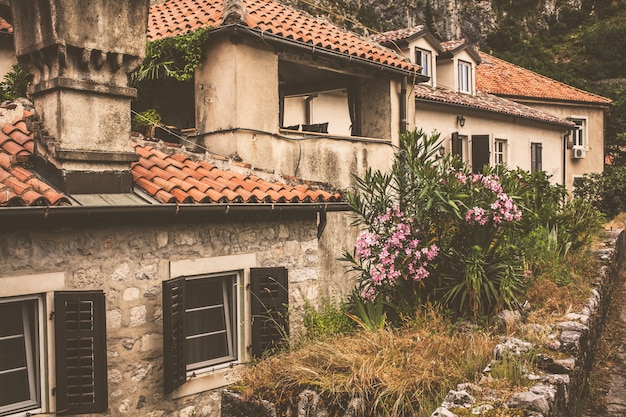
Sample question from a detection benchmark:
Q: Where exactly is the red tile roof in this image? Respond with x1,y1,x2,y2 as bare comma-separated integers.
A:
0,17,12,35
0,109,70,207
415,85,575,128
476,51,612,105
148,0,419,74
132,142,342,204
0,102,342,207
370,25,427,44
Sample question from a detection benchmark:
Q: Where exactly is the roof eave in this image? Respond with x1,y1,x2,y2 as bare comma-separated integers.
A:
496,94,612,109
213,24,428,82
0,202,351,225
414,96,574,129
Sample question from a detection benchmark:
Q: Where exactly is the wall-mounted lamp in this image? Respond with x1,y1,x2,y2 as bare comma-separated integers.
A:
457,115,466,127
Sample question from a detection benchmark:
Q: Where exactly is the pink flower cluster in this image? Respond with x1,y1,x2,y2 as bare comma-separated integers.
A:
355,206,439,299
456,172,522,225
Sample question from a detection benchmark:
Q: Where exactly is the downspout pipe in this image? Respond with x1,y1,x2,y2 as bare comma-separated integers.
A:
400,76,408,134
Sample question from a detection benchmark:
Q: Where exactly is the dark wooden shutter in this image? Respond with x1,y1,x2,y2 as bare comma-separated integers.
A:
163,277,186,395
531,142,543,172
471,135,490,174
451,132,462,158
250,267,289,358
54,291,107,415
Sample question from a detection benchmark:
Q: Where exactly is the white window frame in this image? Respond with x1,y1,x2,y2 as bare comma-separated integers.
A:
0,295,44,417
458,60,472,94
184,272,240,373
414,47,431,78
571,117,587,148
0,272,64,417
494,138,507,165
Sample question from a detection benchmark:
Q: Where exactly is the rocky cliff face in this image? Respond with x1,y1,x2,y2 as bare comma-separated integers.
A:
286,0,597,46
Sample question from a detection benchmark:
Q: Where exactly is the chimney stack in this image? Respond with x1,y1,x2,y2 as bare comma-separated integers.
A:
10,0,149,193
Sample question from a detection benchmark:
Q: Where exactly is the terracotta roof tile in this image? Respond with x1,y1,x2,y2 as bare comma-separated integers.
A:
0,17,12,35
476,51,612,105
0,102,341,208
131,142,342,204
370,26,427,44
415,85,575,128
148,0,418,74
0,108,71,207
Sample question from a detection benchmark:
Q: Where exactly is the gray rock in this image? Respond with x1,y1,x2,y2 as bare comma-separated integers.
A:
507,391,550,414
431,407,457,417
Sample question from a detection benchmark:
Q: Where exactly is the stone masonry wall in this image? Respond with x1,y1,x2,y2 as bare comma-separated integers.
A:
0,213,321,417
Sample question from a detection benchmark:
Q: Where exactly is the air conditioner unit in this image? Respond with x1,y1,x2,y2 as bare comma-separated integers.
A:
572,145,586,159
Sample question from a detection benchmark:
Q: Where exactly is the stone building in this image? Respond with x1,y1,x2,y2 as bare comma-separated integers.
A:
0,1,353,416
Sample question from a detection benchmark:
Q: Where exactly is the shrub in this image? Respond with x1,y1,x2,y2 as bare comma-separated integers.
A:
303,299,354,338
0,65,31,101
131,109,162,137
575,165,626,219
343,129,527,322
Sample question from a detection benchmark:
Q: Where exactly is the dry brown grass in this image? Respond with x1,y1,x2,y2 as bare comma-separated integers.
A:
236,307,497,416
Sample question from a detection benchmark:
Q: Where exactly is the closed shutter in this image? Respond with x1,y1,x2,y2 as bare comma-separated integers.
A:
54,291,107,415
250,268,289,358
451,132,462,158
163,277,186,395
531,142,543,172
471,135,490,174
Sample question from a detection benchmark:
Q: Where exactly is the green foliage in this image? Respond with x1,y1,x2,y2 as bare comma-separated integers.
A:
303,299,355,338
575,165,626,219
344,292,387,331
131,109,162,136
131,27,212,84
0,65,31,101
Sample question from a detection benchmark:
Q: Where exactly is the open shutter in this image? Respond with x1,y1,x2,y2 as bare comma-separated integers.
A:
54,291,107,415
250,267,289,358
163,277,186,395
471,135,490,174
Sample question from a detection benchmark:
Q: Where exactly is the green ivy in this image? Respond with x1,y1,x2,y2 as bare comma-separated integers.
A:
131,27,213,83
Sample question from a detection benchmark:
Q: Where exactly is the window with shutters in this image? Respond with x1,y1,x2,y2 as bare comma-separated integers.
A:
531,142,543,172
451,132,467,161
571,118,586,147
0,295,42,417
162,259,288,396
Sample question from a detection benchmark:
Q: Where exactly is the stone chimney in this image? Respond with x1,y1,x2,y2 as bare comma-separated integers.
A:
10,0,149,193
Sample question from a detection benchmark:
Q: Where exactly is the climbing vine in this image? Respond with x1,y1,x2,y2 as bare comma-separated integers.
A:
131,27,213,84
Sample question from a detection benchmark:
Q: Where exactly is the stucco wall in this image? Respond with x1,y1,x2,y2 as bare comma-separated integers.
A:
520,101,606,192
415,101,567,183
0,212,337,417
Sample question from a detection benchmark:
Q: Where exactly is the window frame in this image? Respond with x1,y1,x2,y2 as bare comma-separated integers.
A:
184,272,240,373
0,295,44,417
494,138,507,165
571,118,587,148
457,60,472,94
414,47,431,78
